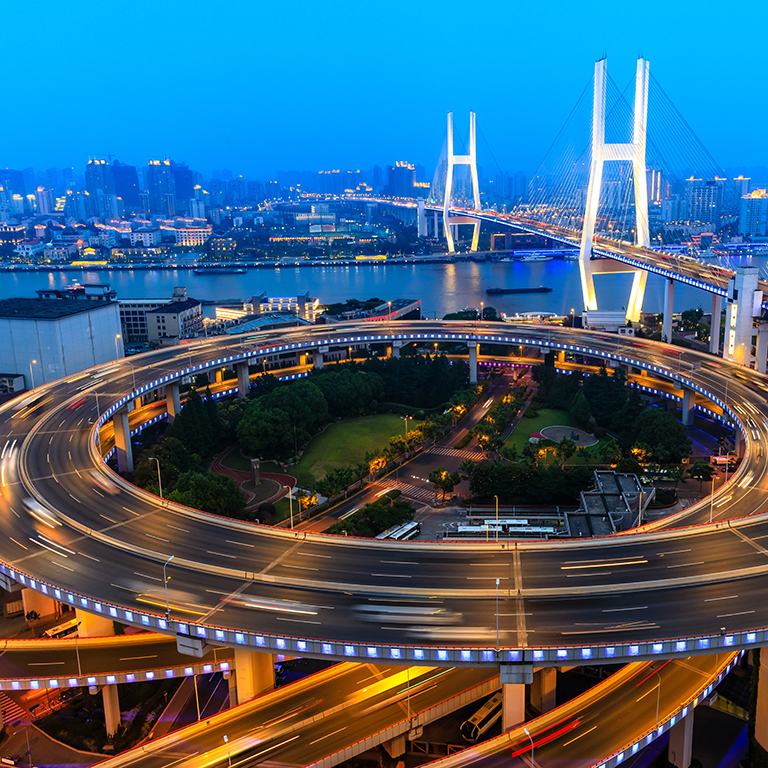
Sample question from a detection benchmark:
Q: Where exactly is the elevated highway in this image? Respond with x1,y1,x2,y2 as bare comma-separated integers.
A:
2,321,768,675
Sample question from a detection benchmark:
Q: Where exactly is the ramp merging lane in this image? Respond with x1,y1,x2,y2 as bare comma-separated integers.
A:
1,322,768,670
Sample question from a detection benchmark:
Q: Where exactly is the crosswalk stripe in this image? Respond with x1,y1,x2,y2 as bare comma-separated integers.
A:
1,692,28,725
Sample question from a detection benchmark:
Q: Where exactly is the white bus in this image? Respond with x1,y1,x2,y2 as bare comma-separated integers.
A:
375,521,421,541
460,692,503,743
43,618,79,639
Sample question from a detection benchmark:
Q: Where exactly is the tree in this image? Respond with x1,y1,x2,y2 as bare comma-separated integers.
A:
166,389,213,457
531,364,556,394
459,459,476,478
428,467,461,501
237,404,294,459
167,471,246,518
631,407,692,465
555,436,577,468
687,461,716,491
569,391,591,428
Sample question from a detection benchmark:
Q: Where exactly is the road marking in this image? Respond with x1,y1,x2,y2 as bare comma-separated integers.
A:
259,541,304,576
562,725,597,747
146,533,169,543
303,552,332,559
657,549,691,556
29,661,65,666
562,560,647,569
168,524,190,533
282,564,318,571
717,610,755,618
79,552,100,562
276,617,321,625
466,576,509,580
123,506,141,516
372,573,411,578
704,595,738,602
100,514,116,523
119,655,158,661
561,624,660,635
566,572,612,577
51,560,74,572
135,572,162,582
206,550,237,559
666,561,704,569
309,727,346,745
602,606,647,612
9,537,27,550
226,540,254,548
636,682,660,702
380,560,418,565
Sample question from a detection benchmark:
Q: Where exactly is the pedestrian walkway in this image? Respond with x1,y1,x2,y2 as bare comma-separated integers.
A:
378,479,435,502
1,692,28,726
430,446,484,461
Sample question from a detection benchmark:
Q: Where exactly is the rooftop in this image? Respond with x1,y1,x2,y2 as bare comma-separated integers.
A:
0,298,113,320
148,298,201,314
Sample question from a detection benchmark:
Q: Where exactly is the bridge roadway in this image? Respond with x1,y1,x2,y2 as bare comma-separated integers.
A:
2,321,768,669
344,195,766,297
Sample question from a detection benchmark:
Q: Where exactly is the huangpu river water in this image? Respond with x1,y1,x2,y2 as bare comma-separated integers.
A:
1,256,764,318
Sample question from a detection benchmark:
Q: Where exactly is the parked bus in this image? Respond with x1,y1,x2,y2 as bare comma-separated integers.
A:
460,692,503,743
43,618,79,639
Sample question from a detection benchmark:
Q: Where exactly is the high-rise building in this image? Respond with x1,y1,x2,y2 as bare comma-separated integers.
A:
112,160,140,208
64,189,87,221
189,199,206,219
386,162,415,198
35,187,55,215
739,190,768,237
733,176,751,198
85,159,114,198
0,169,26,196
97,190,122,221
171,162,194,213
685,178,724,225
146,160,175,213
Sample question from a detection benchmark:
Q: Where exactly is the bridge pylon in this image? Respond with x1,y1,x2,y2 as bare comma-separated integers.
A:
443,111,481,253
579,57,650,323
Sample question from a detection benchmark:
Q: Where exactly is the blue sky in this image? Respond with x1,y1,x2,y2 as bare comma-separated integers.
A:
3,0,766,179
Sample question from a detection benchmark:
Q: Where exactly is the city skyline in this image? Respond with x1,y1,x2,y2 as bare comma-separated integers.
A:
2,0,766,178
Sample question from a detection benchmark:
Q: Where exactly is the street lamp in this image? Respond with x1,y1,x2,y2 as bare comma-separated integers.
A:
523,726,534,768
149,457,163,499
114,334,122,359
223,735,232,768
163,554,174,623
495,578,500,653
494,495,499,542
287,486,294,530
28,359,37,389
74,621,82,678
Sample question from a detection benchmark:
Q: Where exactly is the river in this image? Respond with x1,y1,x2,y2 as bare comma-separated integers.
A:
2,257,762,318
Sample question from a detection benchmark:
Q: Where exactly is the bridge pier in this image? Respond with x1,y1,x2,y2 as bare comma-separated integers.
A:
500,663,531,731
392,340,404,359
236,362,249,398
232,649,275,705
102,683,121,737
417,200,427,239
682,388,695,427
668,710,694,768
757,325,768,374
467,342,478,384
76,607,114,637
165,383,181,423
314,347,328,370
725,266,760,367
710,294,723,355
530,667,557,714
662,278,675,343
113,409,133,474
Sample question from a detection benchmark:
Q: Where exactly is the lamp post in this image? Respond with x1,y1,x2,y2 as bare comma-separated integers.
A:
495,578,500,654
114,334,122,359
149,457,163,499
523,726,534,768
710,473,715,523
28,359,37,389
655,670,662,729
494,495,499,542
288,487,294,530
163,554,174,623
74,621,82,678
223,735,231,768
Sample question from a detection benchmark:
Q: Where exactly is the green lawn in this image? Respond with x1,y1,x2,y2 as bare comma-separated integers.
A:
295,414,404,486
220,447,252,471
504,407,576,454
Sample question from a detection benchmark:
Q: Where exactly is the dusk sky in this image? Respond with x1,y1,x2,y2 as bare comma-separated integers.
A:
4,0,766,179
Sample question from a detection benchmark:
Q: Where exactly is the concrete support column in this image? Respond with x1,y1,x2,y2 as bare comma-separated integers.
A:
383,734,407,759
662,278,675,344
433,211,439,238
682,388,695,427
314,346,328,370
236,362,249,399
392,340,403,359
232,649,275,705
165,383,181,423
76,607,115,637
299,352,307,367
668,710,694,768
755,649,768,752
215,368,224,384
113,409,133,474
756,326,768,375
725,266,760,367
417,199,427,239
502,683,525,732
22,588,58,620
710,293,723,355
530,667,557,714
102,684,121,737
468,342,478,384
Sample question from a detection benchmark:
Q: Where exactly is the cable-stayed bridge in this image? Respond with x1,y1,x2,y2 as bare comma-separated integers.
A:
339,56,768,371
